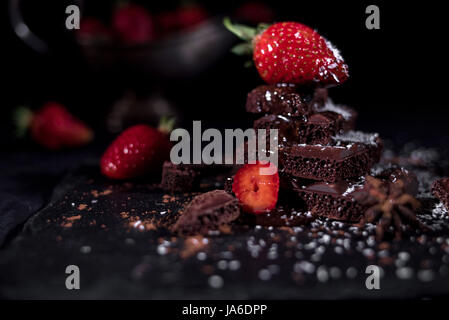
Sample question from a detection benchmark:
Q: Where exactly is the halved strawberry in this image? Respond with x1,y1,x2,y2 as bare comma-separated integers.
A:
232,161,279,214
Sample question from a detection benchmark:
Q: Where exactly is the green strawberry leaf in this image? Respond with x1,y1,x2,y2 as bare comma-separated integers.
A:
231,43,253,56
223,17,257,42
13,106,33,138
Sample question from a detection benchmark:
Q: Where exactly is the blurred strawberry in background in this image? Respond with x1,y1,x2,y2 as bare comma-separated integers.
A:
112,2,155,45
15,102,94,150
235,1,275,24
157,3,209,36
77,17,113,44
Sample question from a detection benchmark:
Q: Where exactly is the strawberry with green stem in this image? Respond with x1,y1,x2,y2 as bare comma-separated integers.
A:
224,17,349,86
14,102,93,150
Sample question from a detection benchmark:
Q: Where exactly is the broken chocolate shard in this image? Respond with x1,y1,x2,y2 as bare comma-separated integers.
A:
246,83,312,117
172,190,240,235
285,166,419,222
279,131,383,183
253,106,357,146
160,161,199,193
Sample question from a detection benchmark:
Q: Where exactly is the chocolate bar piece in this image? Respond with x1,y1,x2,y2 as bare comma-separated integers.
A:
171,190,240,235
279,131,382,183
161,161,234,193
160,162,199,193
288,167,417,222
313,99,357,131
432,178,449,210
246,83,313,117
253,105,357,145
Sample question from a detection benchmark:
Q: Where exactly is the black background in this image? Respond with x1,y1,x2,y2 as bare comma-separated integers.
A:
2,0,448,149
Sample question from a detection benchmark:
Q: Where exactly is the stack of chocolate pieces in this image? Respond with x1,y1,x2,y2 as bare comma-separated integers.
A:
246,83,383,222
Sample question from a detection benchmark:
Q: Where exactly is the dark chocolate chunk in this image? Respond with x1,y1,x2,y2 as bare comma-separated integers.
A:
279,131,383,183
171,190,240,235
432,178,449,210
310,87,328,108
253,106,356,146
161,161,234,193
160,162,199,193
246,84,312,117
287,166,418,222
313,99,358,130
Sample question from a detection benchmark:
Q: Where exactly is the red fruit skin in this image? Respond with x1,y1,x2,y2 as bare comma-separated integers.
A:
30,102,93,150
157,6,208,35
100,124,171,180
232,162,279,214
176,6,209,29
76,18,111,41
235,1,275,24
112,4,154,45
253,22,349,86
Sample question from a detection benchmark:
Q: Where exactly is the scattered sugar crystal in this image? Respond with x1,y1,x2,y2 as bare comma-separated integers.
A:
229,260,241,271
217,260,228,270
398,252,410,261
318,98,351,120
330,267,342,279
258,269,271,281
417,269,435,282
334,246,344,255
334,130,379,146
346,267,358,279
196,252,207,261
294,261,315,274
80,246,91,254
208,275,224,289
157,244,168,255
316,266,329,282
396,267,414,280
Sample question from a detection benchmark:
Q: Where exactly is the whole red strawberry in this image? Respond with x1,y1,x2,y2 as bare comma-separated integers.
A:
15,102,93,150
112,3,154,45
100,122,173,179
224,18,349,86
232,161,279,214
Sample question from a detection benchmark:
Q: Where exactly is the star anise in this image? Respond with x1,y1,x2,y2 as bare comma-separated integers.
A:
358,175,427,241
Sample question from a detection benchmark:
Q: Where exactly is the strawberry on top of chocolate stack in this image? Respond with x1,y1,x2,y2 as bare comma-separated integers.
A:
225,18,384,221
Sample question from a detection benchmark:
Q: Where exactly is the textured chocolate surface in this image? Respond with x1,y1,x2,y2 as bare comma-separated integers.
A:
254,107,356,146
246,83,313,117
432,178,449,210
161,161,199,193
1,155,449,299
287,166,419,222
313,99,358,131
279,131,383,182
172,190,240,235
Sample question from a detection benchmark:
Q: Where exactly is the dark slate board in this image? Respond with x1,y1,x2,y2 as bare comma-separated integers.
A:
1,151,449,299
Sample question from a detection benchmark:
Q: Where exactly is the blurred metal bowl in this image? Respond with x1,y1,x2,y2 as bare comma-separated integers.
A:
78,17,235,80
